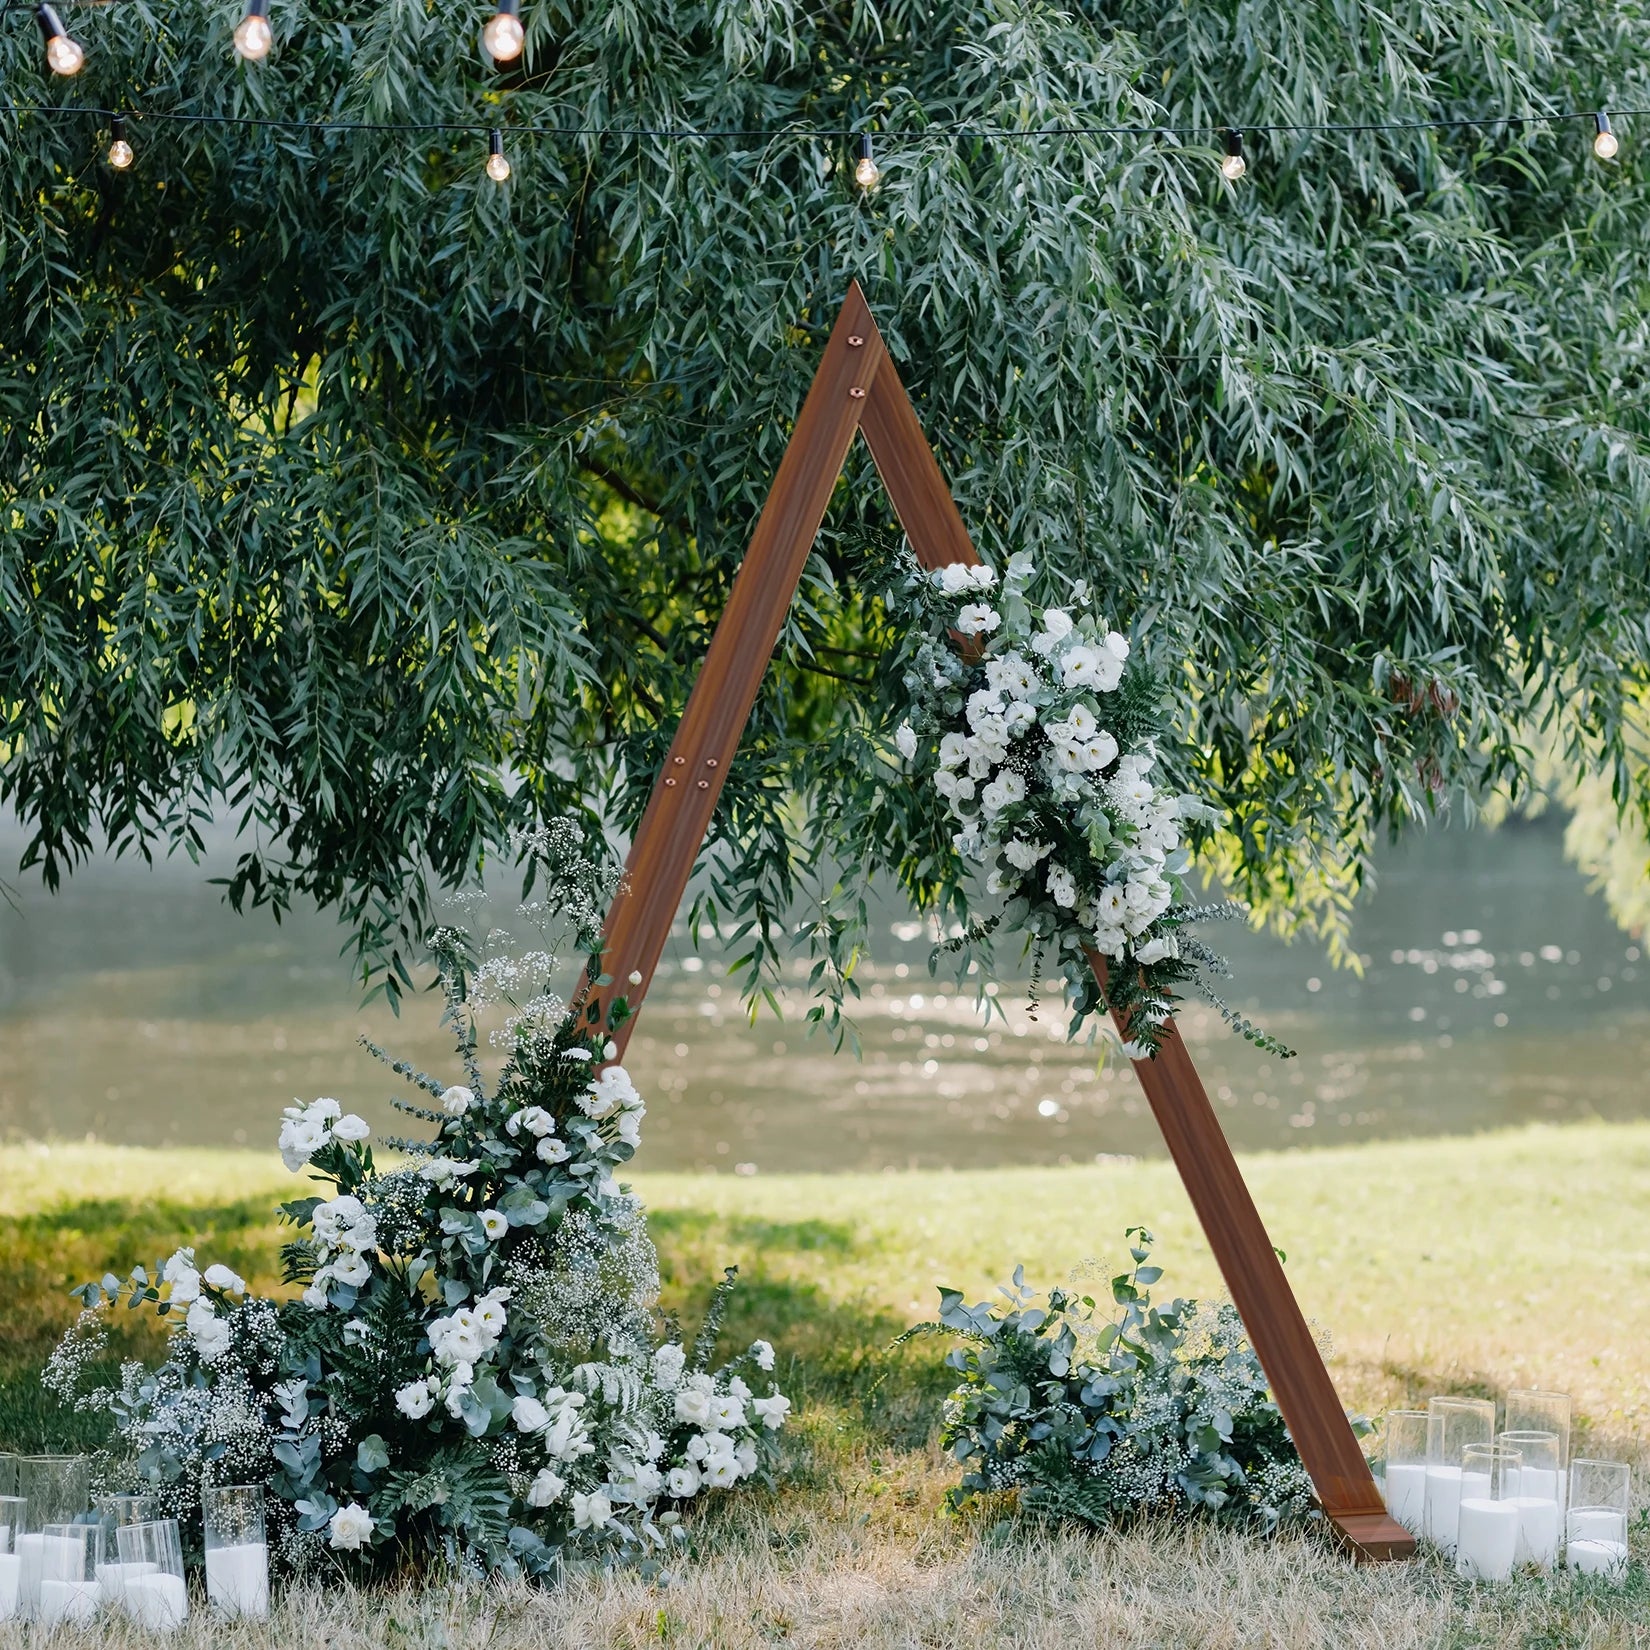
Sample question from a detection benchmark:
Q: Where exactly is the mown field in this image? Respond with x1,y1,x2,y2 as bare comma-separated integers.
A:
3,1122,1648,1648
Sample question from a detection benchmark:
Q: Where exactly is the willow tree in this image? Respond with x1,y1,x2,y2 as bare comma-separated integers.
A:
2,0,1648,1005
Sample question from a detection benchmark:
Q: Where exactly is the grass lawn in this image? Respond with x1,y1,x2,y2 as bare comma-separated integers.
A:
3,1121,1648,1647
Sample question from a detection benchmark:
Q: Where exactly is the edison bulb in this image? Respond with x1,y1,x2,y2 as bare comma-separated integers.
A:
234,12,272,59
854,154,880,190
109,138,134,169
45,32,83,74
483,9,524,61
486,151,511,183
1221,151,1246,182
1594,128,1619,161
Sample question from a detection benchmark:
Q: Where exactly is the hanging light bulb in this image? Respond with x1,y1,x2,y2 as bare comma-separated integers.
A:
853,133,880,191
486,128,511,182
1593,112,1619,161
1221,129,1246,183
482,0,524,63
234,0,272,61
108,115,134,170
35,5,84,76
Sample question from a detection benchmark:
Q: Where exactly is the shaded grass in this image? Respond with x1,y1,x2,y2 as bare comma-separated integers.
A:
2,1125,1649,1646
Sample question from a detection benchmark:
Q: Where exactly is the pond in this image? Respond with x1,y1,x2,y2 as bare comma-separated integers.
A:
0,815,1644,1171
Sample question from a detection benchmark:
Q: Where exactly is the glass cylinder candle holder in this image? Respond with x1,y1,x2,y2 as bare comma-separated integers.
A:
117,1519,189,1631
1499,1430,1562,1568
1567,1458,1631,1579
96,1492,160,1609
37,1521,103,1628
0,1454,17,1496
1425,1396,1496,1552
1506,1389,1571,1504
202,1484,269,1619
16,1455,90,1531
1381,1410,1429,1535
1456,1443,1522,1582
0,1497,26,1622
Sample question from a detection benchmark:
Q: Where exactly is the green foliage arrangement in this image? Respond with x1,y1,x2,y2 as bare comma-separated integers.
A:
3,0,1649,1006
903,1232,1326,1532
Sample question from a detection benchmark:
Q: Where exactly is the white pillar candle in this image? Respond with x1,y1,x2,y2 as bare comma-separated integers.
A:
123,1570,189,1631
1384,1463,1427,1533
96,1558,159,1605
37,1576,101,1627
1425,1465,1464,1550
0,1553,20,1620
1566,1538,1628,1578
15,1531,43,1612
1570,1509,1626,1543
205,1541,269,1619
1456,1497,1520,1582
1507,1496,1560,1568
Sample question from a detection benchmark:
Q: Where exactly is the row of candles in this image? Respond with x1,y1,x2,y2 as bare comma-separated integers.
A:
1378,1389,1635,1581
0,1454,269,1629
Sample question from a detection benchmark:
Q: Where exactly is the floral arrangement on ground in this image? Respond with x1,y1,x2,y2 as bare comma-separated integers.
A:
895,553,1290,1059
44,823,789,1580
902,1230,1324,1531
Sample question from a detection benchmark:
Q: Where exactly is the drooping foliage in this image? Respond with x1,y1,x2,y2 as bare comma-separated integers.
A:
3,0,1648,1004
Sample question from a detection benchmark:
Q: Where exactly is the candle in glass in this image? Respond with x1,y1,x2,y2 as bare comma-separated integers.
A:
1498,1430,1562,1568
1505,1389,1571,1508
1381,1410,1429,1535
95,1492,160,1607
0,1455,17,1496
202,1483,269,1619
36,1521,102,1627
1425,1396,1495,1552
0,1496,25,1621
1456,1443,1522,1582
118,1519,189,1631
1566,1458,1630,1579
16,1455,90,1531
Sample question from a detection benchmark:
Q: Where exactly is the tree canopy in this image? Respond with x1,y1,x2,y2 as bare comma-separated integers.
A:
3,0,1648,1006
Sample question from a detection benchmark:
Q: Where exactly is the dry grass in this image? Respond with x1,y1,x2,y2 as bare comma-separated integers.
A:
3,1122,1650,1647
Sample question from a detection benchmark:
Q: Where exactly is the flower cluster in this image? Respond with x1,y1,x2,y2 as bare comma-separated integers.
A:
898,554,1289,1057
905,1231,1321,1531
50,821,789,1580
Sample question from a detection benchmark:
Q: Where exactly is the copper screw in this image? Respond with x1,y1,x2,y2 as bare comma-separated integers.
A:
696,780,709,790
849,387,866,400
664,778,677,787
847,335,864,347
672,756,685,765
705,758,718,768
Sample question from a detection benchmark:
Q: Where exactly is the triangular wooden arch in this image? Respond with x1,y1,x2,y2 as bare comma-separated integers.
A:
591,283,1413,1561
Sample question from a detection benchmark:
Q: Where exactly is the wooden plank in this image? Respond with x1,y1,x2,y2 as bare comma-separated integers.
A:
590,285,880,1051
1092,954,1414,1560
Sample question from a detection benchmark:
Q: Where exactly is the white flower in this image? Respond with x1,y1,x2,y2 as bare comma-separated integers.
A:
736,1440,758,1477
966,563,998,590
428,1309,486,1367
1051,737,1090,774
667,1465,700,1498
1060,645,1105,688
561,1047,593,1062
674,1373,715,1426
417,1157,479,1186
580,1065,640,1120
1031,608,1074,655
1092,926,1128,959
536,1135,571,1165
1134,935,1180,966
395,1381,435,1420
937,732,969,770
1003,700,1038,735
1005,550,1036,583
203,1264,246,1294
1096,885,1129,924
1004,839,1052,871
894,722,919,761
627,970,643,985
331,1251,371,1288
185,1297,217,1337
278,1114,327,1172
479,1209,509,1241
1085,732,1119,770
752,1392,792,1430
966,688,1003,730
313,1194,375,1251
440,1085,475,1117
615,1111,643,1148
1046,863,1079,909
570,1489,613,1531
331,1114,371,1142
167,1268,202,1307
303,1282,329,1311
1102,629,1130,663
1064,702,1098,739
710,1394,747,1430
162,1247,196,1283
686,1430,735,1465
526,1468,565,1507
955,603,1000,636
1120,1039,1150,1061
603,1040,618,1059
653,1343,687,1389
979,771,1026,818
328,1503,374,1551
751,1340,775,1372
935,561,974,595
728,1375,751,1400
609,1462,663,1504
507,1105,555,1138
474,1289,511,1336
985,652,1040,700
701,1455,739,1489
512,1395,551,1434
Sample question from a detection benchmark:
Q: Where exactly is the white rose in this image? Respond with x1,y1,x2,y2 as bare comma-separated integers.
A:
512,1395,551,1434
526,1468,565,1508
955,603,1000,636
752,1392,791,1430
331,1251,371,1288
536,1136,571,1165
328,1503,374,1551
653,1343,687,1389
331,1114,371,1142
479,1209,509,1241
440,1085,474,1117
395,1380,434,1419
666,1465,700,1498
1134,935,1180,966
735,1440,758,1477
674,1385,714,1427
979,771,1026,818
570,1489,613,1531
894,722,918,761
203,1264,246,1294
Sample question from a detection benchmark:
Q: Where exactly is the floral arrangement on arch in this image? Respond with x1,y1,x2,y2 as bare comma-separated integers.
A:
47,822,789,1579
895,554,1290,1058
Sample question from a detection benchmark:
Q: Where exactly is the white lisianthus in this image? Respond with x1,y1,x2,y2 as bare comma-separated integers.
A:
166,1266,202,1307
673,1377,715,1426
750,1340,776,1372
1004,839,1052,871
701,1455,739,1489
203,1264,246,1294
536,1135,571,1165
479,1209,509,1241
511,1395,551,1434
580,1065,640,1120
752,1392,792,1430
561,1047,594,1062
328,1503,374,1551
1064,702,1098,738
1046,863,1079,908
966,688,1003,729
1102,629,1130,662
667,1465,701,1497
395,1380,435,1419
937,732,969,770
331,1251,372,1288
310,1097,342,1123
303,1281,330,1310
330,1114,371,1142
1120,1039,1150,1061
1095,885,1129,925
417,1157,479,1186
1003,700,1038,735
278,1114,327,1172
735,1439,758,1477
571,1489,613,1531
894,722,919,761
653,1343,687,1389
935,561,975,595
526,1468,565,1507
1060,646,1105,688
710,1393,747,1430
507,1105,555,1137
1030,608,1074,655
440,1085,475,1117
1134,935,1180,965
1085,732,1119,770
615,1111,643,1148
980,771,1026,818
955,603,1000,636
